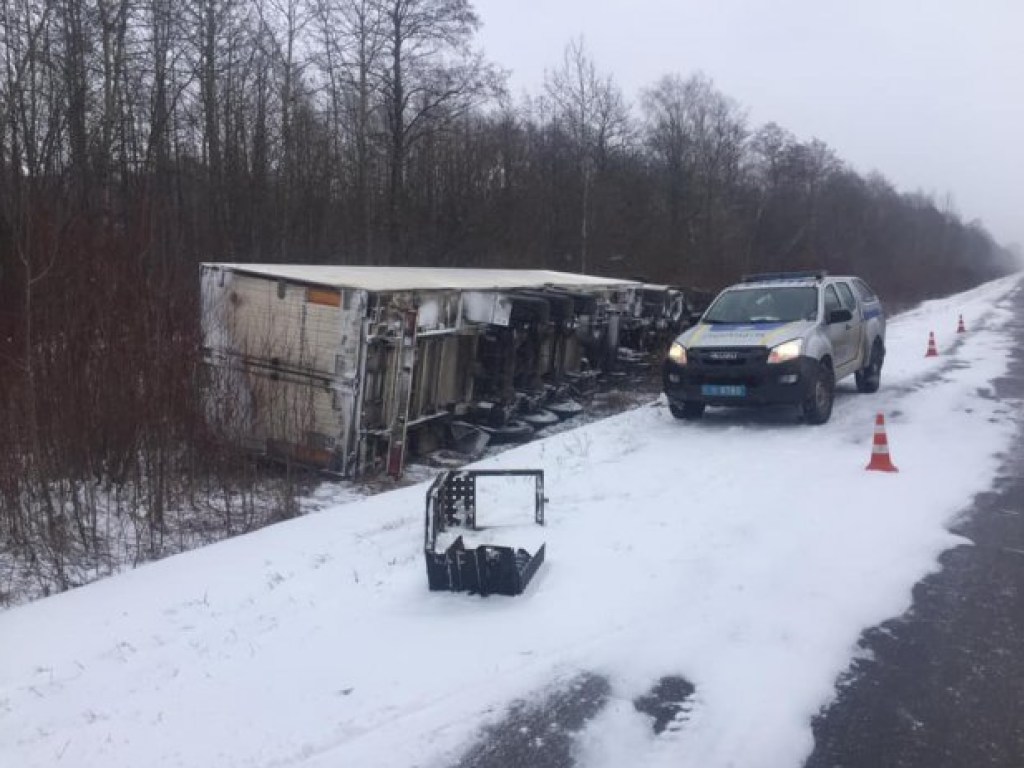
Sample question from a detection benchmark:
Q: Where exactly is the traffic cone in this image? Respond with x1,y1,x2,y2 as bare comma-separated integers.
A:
925,331,939,357
866,413,899,472
957,314,966,334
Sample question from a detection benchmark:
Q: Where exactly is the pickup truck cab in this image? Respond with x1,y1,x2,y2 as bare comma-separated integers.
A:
662,271,886,424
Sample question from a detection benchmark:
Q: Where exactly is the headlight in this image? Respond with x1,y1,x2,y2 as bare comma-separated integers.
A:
767,339,802,364
668,342,687,365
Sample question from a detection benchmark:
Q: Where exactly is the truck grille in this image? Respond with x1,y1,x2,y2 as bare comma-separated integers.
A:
690,347,767,366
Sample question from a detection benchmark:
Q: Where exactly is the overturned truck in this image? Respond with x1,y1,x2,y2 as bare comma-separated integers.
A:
201,264,691,478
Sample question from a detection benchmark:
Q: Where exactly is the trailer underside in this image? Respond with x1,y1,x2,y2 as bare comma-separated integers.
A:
200,265,703,479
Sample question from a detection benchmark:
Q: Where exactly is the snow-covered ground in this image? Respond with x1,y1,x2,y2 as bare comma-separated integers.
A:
2,275,1021,768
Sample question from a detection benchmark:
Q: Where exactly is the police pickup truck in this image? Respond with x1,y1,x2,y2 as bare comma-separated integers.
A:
662,272,885,424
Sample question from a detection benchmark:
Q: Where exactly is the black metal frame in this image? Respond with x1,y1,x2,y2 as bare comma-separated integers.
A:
424,469,546,596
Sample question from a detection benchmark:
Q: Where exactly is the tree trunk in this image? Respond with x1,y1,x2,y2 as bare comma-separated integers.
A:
387,9,404,265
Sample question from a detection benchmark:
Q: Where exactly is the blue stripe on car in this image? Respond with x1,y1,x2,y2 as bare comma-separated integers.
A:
708,322,786,332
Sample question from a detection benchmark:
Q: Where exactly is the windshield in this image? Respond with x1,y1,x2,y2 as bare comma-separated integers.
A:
703,287,819,324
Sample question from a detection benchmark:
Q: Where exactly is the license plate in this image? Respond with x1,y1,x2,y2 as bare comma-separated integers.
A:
702,384,746,397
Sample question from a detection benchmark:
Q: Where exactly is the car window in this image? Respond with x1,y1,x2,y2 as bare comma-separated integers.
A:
824,285,842,315
853,279,877,302
703,287,818,324
835,282,857,311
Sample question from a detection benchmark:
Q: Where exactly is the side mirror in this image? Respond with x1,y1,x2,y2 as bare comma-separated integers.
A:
689,310,704,324
828,308,853,324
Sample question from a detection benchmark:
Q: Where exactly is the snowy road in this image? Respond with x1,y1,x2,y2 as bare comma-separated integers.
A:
1,275,1022,768
806,283,1024,768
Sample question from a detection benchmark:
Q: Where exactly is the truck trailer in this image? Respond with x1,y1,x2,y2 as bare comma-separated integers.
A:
200,264,688,478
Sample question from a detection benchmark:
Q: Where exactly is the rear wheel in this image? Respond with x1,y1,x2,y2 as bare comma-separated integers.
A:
802,363,834,425
669,401,706,421
855,341,884,393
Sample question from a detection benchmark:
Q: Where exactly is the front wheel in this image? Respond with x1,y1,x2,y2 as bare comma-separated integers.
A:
669,401,706,421
855,341,884,393
802,363,835,425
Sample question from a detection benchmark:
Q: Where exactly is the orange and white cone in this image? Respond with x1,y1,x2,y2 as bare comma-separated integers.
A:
957,314,966,334
925,331,939,357
866,413,899,472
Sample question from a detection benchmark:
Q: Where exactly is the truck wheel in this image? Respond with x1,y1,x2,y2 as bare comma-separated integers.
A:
487,420,535,444
855,341,884,393
669,401,705,421
802,363,834,425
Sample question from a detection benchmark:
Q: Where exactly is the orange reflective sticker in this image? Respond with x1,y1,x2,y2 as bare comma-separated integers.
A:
307,287,342,307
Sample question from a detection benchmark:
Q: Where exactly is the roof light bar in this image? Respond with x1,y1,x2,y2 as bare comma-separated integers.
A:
740,271,828,283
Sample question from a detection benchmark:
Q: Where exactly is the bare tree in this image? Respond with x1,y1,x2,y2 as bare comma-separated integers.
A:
375,0,497,263
642,73,746,280
257,0,312,259
183,0,249,249
94,0,132,210
312,0,386,261
545,37,627,274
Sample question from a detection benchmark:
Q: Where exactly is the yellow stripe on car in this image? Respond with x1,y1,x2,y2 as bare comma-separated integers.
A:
689,321,800,348
760,321,802,346
689,323,711,346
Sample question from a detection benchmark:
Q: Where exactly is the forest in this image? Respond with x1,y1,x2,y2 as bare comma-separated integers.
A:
0,0,1016,601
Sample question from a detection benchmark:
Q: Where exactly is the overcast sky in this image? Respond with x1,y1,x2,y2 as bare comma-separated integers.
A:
474,0,1024,249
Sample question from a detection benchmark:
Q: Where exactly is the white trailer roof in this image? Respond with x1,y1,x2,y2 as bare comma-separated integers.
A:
204,264,639,292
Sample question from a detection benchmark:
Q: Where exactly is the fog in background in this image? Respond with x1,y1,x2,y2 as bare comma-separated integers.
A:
476,0,1024,252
